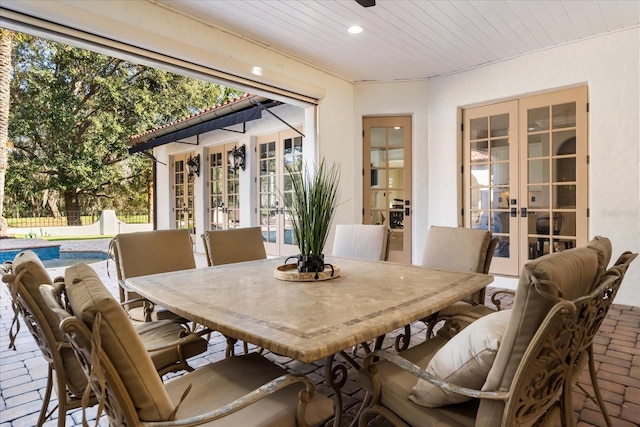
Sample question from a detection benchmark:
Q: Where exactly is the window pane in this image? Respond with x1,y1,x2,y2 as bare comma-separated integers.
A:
470,117,488,140
552,102,576,129
528,107,549,131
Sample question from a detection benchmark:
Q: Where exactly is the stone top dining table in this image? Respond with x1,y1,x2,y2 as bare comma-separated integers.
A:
124,256,494,364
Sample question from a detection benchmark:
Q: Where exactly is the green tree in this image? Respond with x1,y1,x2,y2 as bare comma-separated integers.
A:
7,33,242,225
0,29,12,235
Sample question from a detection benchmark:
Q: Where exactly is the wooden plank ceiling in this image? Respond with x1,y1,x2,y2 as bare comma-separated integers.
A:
153,0,640,82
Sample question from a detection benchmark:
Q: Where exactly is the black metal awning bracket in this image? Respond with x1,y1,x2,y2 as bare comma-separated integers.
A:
220,122,247,134
250,99,305,138
176,134,200,146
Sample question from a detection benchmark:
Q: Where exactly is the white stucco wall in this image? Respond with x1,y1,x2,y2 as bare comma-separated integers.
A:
426,28,640,305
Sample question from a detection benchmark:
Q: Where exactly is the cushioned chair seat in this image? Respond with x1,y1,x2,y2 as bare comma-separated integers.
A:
362,338,477,427
167,353,334,427
135,320,208,373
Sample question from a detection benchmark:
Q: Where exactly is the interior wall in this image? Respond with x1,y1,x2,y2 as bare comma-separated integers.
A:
427,28,640,305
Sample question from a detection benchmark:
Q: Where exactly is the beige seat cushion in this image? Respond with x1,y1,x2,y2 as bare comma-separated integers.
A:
65,263,175,421
332,224,389,261
410,309,511,407
360,337,477,426
134,320,208,372
202,227,267,266
11,250,87,396
476,246,599,426
167,353,334,427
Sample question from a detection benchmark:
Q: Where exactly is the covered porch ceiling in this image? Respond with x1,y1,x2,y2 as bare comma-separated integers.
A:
151,0,639,82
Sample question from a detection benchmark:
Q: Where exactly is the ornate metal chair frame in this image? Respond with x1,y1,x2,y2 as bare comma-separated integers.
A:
2,266,91,427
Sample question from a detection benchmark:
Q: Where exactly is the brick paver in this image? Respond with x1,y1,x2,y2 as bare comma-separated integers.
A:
1,239,638,426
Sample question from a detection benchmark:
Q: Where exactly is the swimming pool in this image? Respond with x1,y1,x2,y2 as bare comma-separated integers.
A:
41,251,109,268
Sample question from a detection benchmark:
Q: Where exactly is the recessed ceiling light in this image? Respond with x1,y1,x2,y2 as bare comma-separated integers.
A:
252,66,263,76
348,25,363,34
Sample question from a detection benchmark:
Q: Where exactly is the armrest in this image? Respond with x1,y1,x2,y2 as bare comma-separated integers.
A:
363,349,508,401
141,373,318,426
490,290,515,311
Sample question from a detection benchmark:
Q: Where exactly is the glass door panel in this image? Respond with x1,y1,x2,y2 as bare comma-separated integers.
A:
226,147,240,229
464,101,518,275
257,128,303,256
206,143,241,232
172,153,196,237
520,87,587,262
208,151,224,231
363,116,412,264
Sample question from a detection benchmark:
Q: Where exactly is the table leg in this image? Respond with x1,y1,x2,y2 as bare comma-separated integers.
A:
326,354,346,427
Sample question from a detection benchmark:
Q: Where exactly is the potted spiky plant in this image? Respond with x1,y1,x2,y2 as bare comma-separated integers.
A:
285,159,340,275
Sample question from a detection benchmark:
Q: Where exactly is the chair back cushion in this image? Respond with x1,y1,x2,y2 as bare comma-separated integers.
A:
65,263,174,421
476,245,599,426
114,229,196,279
10,250,87,396
421,226,491,273
202,227,267,266
332,224,390,261
587,235,612,274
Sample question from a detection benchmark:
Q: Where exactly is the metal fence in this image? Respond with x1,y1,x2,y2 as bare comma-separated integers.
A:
5,211,150,228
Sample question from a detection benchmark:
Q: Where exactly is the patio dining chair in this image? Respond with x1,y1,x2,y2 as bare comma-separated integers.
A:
201,226,267,266
2,251,207,427
396,226,497,350
110,229,196,323
357,244,602,427
57,262,334,427
332,224,391,261
201,227,267,356
438,235,613,337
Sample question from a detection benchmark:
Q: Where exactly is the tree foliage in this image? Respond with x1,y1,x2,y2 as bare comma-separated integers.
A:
6,33,242,224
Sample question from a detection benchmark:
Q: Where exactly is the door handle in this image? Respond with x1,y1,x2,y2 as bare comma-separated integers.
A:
511,207,517,217
521,207,528,218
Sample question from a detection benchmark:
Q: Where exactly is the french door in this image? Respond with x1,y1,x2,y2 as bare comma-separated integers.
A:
206,143,241,231
463,86,588,276
257,128,303,256
172,153,196,235
363,116,412,264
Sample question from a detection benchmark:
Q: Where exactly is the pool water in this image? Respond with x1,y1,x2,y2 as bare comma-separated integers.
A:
42,251,109,268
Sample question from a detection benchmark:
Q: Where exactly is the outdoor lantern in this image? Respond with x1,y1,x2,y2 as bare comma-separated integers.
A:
187,154,200,177
228,144,246,172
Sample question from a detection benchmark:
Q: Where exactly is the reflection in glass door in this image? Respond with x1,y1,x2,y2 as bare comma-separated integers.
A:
363,116,412,264
172,153,195,236
257,129,303,256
